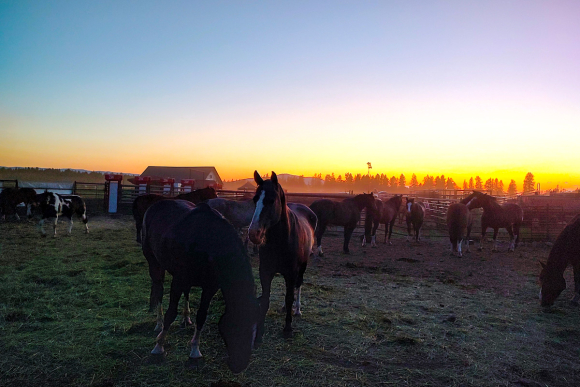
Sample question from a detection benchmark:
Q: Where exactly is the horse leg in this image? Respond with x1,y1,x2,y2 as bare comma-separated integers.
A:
514,222,521,248
147,258,165,328
39,218,47,237
491,228,499,252
82,212,89,234
371,220,379,247
256,270,274,345
478,226,487,251
67,217,73,235
343,226,354,254
189,286,218,359
283,277,296,336
406,220,412,242
152,279,182,355
294,262,307,316
52,216,58,237
457,237,463,257
465,224,472,253
387,220,395,245
506,225,515,252
316,223,327,257
180,287,193,328
571,265,580,305
26,203,32,219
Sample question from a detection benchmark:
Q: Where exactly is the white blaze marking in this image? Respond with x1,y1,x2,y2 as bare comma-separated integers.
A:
249,191,265,231
407,203,412,212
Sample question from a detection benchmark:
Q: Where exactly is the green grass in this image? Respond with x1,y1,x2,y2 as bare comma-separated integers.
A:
1,217,579,386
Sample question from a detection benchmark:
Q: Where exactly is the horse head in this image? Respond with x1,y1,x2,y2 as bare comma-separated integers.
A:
248,170,286,245
218,283,260,373
539,261,566,307
406,197,415,213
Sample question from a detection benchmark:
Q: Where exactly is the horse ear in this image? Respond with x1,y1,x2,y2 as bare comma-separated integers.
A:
254,171,264,186
271,171,278,185
539,261,547,269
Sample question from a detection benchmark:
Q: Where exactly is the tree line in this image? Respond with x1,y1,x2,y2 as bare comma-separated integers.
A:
0,167,133,184
277,171,537,195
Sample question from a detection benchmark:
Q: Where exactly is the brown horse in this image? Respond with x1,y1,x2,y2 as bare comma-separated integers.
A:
132,187,217,244
142,200,260,373
248,171,316,340
362,195,404,247
405,198,425,242
539,215,580,307
0,187,38,220
464,191,523,252
310,193,376,255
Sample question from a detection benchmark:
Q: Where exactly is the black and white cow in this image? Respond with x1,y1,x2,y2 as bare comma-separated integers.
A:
36,192,89,237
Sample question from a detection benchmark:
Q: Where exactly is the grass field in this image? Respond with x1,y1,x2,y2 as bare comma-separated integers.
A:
1,215,579,387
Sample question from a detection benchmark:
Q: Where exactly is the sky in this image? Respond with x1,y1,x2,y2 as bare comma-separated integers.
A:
1,1,580,190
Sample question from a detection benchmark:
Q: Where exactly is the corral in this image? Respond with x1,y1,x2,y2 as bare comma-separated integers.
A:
1,213,579,387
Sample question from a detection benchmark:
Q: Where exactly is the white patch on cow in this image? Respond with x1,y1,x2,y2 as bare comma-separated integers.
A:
189,328,203,359
249,191,265,232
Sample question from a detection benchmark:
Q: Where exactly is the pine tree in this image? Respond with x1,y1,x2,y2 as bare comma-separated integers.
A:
508,179,517,195
463,180,468,190
523,172,535,193
399,174,406,188
469,177,474,190
410,174,419,188
498,180,504,193
484,178,493,191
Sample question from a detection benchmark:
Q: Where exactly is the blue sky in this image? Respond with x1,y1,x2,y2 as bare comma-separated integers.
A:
2,1,580,187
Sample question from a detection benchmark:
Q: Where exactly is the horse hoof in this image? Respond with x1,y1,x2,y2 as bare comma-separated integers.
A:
283,329,293,339
186,356,204,370
180,318,193,329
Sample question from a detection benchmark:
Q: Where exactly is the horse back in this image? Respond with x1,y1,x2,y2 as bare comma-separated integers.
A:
143,200,248,285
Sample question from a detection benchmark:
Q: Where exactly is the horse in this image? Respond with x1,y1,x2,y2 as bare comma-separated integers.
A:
36,192,89,237
132,186,217,244
362,194,403,247
310,193,376,255
0,187,38,220
405,198,425,242
248,171,316,341
206,198,255,230
446,201,474,257
141,199,260,373
539,215,580,307
464,191,523,252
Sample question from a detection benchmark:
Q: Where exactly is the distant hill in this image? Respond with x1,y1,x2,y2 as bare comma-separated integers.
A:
0,167,138,184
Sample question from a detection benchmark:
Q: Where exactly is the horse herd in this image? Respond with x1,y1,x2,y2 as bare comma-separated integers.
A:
2,175,580,373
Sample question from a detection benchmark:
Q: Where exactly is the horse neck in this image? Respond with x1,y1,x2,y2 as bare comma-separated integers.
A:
352,195,371,211
211,249,256,312
480,199,502,214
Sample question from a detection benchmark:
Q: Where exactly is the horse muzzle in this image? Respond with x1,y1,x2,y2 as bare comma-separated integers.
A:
248,228,265,246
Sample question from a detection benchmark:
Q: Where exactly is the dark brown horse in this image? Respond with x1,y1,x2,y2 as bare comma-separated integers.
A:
310,193,376,255
405,198,425,242
132,186,217,244
465,191,523,252
363,194,403,247
539,215,580,307
142,200,260,373
248,171,316,341
446,199,473,257
0,187,38,220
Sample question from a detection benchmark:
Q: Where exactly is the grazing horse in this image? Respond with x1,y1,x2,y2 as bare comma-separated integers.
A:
132,187,217,244
142,200,260,373
310,193,376,255
248,171,316,341
465,191,523,252
539,215,580,307
0,187,38,220
363,195,403,247
405,198,425,242
36,192,89,237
